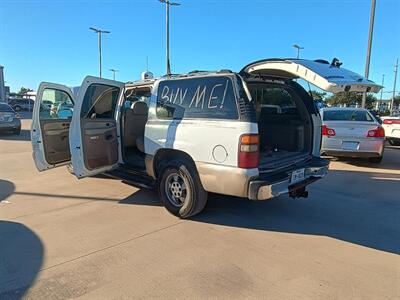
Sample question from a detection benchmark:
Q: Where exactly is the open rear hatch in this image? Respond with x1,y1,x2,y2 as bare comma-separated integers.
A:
240,58,382,93
240,58,382,171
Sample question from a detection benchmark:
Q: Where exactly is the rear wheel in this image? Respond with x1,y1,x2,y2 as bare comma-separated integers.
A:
158,159,207,218
388,139,400,146
368,156,383,163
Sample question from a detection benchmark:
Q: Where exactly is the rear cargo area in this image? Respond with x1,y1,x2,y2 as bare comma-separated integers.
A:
247,82,313,170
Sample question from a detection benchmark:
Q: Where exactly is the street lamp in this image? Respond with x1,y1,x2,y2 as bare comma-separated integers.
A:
158,0,181,75
361,0,376,108
380,74,385,101
293,44,304,59
109,69,119,80
90,27,111,78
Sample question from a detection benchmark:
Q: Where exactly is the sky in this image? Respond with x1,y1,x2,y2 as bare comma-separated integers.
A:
0,0,399,98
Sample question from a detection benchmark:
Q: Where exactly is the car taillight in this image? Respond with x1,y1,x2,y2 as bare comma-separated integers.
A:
238,134,259,168
383,119,400,125
322,125,336,137
367,126,385,138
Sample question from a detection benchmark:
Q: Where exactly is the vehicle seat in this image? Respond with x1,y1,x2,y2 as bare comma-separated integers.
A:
123,101,148,152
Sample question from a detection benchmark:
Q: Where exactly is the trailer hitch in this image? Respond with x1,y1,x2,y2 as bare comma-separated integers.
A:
289,186,309,199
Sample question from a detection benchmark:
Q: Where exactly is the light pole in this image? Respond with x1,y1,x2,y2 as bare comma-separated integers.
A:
158,0,181,75
90,27,111,78
379,74,385,101
109,69,119,80
361,0,376,108
293,44,304,59
390,59,398,115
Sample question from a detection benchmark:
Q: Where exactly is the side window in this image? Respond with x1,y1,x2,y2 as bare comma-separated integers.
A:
156,76,238,120
81,84,120,119
123,87,151,110
40,88,74,120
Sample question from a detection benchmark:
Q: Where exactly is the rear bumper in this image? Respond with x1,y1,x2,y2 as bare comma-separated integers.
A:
0,119,21,130
321,137,384,157
383,126,400,139
322,150,381,158
248,157,329,200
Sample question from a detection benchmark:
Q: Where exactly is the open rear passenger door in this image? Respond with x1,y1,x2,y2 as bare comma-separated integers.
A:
69,76,124,178
31,82,75,171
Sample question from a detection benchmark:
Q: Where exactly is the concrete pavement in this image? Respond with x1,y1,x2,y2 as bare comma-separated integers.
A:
0,116,399,299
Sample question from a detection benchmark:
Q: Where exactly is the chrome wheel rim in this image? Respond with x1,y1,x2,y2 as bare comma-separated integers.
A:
165,172,190,207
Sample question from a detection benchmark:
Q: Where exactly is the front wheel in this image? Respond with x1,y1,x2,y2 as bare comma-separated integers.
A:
158,160,207,218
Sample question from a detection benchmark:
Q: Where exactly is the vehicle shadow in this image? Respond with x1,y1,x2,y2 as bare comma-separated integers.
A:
0,180,44,298
119,189,161,206
0,129,31,141
193,169,400,255
0,179,15,202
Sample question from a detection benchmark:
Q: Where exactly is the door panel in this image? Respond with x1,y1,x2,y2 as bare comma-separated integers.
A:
40,120,71,164
31,82,74,171
81,119,118,170
70,76,124,178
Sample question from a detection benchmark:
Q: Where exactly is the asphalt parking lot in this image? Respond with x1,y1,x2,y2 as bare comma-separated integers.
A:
1,113,399,299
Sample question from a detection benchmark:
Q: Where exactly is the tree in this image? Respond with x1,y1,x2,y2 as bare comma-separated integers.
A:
18,87,33,95
309,90,326,100
325,92,377,109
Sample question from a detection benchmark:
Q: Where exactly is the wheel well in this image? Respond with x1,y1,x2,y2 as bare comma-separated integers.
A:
153,149,196,179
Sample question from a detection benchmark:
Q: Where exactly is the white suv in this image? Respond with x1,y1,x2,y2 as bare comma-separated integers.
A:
31,58,381,218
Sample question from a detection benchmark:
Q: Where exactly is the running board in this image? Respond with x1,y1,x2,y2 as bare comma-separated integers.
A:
105,167,155,189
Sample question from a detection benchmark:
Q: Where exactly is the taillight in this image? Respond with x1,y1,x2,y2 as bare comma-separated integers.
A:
238,134,259,168
367,126,385,138
322,125,336,137
383,119,400,125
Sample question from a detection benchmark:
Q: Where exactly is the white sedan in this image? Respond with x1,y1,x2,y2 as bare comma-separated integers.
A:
381,113,400,146
320,108,385,163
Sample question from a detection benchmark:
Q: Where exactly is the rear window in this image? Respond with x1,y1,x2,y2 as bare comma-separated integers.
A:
156,76,238,120
249,85,299,116
0,103,13,111
323,110,374,122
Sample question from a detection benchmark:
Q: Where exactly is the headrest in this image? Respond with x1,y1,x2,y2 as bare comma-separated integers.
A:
131,101,148,115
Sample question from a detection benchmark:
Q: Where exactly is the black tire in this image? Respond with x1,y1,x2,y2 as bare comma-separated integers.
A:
388,139,400,146
14,106,21,112
13,128,21,135
369,156,383,163
158,159,208,218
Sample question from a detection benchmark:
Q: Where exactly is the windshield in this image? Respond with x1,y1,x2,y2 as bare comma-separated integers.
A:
323,110,374,122
0,103,13,112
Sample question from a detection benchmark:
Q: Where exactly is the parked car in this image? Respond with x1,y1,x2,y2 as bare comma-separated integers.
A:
320,107,385,163
381,113,400,146
31,59,381,218
0,103,21,134
9,98,35,111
